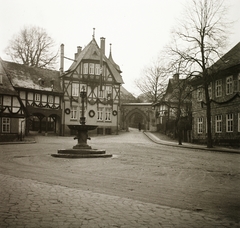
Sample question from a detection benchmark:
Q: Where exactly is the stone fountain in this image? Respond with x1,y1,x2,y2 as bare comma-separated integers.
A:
51,86,112,158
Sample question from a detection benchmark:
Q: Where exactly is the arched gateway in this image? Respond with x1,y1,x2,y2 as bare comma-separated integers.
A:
120,103,156,131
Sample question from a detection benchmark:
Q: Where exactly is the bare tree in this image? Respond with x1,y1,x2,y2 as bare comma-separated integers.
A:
169,0,230,148
135,60,168,103
5,26,58,69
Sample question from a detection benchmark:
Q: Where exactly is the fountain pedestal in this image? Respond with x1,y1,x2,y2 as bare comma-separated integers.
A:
51,124,112,158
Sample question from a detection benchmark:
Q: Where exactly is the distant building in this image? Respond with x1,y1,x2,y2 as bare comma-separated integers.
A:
153,73,192,141
191,42,240,147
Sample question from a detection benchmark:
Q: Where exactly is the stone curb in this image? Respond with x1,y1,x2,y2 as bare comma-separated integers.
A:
0,140,36,145
144,131,240,154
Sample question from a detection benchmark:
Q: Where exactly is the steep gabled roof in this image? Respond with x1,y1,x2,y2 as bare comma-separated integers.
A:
108,45,122,73
67,38,124,84
1,60,62,93
0,58,18,95
210,42,240,72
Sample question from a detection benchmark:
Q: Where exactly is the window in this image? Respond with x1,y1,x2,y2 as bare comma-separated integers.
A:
89,63,94,75
97,107,104,121
35,93,40,102
105,86,112,100
105,108,112,121
215,79,222,97
83,63,88,74
215,115,222,133
197,88,203,101
197,117,203,134
72,83,79,97
226,76,233,95
2,118,10,133
99,88,104,98
0,74,2,84
70,107,77,120
238,113,240,132
48,95,53,104
95,64,100,75
226,113,233,132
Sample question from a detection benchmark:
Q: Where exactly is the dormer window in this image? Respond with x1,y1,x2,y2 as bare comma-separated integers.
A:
38,78,44,86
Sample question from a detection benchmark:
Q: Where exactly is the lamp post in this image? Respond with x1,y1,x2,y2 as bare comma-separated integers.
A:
80,86,87,125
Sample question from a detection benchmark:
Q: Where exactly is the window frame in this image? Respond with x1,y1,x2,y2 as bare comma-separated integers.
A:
89,63,94,75
215,79,222,97
95,64,100,75
35,93,41,102
226,76,233,95
197,117,203,134
70,106,77,120
215,115,222,133
72,83,79,97
97,107,104,121
105,108,112,122
83,63,88,74
226,113,233,132
238,113,240,132
2,117,10,133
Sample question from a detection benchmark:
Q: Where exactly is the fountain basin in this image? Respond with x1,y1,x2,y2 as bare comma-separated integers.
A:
51,124,112,158
68,124,98,131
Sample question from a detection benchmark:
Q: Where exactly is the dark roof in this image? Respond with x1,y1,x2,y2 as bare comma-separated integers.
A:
0,58,18,95
108,49,122,73
67,38,124,84
1,60,62,93
210,42,240,72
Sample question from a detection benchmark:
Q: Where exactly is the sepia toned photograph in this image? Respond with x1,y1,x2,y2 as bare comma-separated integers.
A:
0,0,239,227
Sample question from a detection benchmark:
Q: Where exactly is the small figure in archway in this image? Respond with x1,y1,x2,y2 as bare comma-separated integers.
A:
138,122,141,132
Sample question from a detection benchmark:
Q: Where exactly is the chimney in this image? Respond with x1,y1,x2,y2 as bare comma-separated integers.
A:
60,44,64,75
75,46,82,59
100,37,105,55
173,73,179,81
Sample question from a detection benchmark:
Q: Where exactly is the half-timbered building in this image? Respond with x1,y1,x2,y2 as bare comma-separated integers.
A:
60,36,124,135
0,58,26,141
0,59,63,137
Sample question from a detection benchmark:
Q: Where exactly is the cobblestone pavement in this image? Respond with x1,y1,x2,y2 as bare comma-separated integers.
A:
1,173,238,228
0,129,239,227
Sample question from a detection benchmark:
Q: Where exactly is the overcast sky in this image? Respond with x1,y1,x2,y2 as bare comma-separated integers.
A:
1,0,239,95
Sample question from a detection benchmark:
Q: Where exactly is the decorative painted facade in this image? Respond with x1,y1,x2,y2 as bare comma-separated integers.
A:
60,36,124,135
191,42,240,146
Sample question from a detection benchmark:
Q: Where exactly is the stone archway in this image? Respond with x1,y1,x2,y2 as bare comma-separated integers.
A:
121,103,156,131
122,107,149,131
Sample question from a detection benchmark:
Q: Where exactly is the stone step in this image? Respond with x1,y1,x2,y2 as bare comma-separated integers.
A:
51,153,112,158
57,149,106,155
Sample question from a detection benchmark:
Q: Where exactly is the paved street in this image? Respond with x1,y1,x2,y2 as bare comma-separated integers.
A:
0,129,239,227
